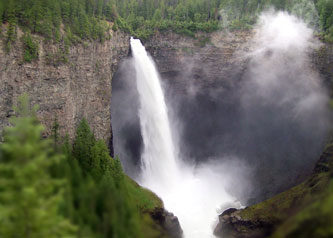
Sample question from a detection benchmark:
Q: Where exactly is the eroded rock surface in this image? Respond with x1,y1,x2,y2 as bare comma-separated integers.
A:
0,29,129,145
150,207,183,238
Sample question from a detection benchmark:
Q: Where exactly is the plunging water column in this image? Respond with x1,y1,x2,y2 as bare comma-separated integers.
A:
130,37,240,238
130,37,180,190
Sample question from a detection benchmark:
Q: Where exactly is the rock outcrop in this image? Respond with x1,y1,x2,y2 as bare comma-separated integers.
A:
149,207,183,238
214,142,333,238
0,28,129,145
214,208,274,238
1,28,331,149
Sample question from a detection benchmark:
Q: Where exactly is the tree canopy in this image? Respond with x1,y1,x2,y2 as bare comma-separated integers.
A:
0,95,165,238
0,0,331,42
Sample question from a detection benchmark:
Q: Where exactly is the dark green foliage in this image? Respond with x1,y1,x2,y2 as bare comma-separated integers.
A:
0,94,77,238
238,142,333,238
22,32,39,62
51,115,60,151
317,0,333,42
4,0,17,52
0,0,110,44
66,118,144,237
217,0,332,39
272,183,333,238
0,0,331,42
0,97,165,238
73,118,96,173
114,0,222,39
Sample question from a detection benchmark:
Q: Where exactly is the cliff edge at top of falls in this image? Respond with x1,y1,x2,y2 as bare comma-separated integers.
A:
1,26,332,143
214,142,333,238
0,25,129,143
143,31,333,121
144,30,254,94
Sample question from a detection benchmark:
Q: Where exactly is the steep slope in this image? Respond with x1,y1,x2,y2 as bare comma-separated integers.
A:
214,142,333,238
125,176,183,238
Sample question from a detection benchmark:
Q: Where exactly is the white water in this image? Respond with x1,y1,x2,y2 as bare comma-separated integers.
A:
130,37,241,238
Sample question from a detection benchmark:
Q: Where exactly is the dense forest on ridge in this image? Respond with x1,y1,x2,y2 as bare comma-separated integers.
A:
0,0,332,47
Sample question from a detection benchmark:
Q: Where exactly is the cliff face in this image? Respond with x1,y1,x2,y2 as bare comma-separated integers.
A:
145,31,252,94
143,31,333,203
0,29,129,145
1,28,332,237
2,28,331,151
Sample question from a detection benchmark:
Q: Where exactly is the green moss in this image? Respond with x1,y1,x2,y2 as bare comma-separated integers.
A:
272,183,333,238
125,176,163,212
241,182,308,222
241,170,331,221
237,143,333,237
124,176,169,238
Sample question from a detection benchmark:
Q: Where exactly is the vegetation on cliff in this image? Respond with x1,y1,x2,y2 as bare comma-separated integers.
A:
0,95,167,238
271,143,333,238
215,141,333,238
0,0,332,50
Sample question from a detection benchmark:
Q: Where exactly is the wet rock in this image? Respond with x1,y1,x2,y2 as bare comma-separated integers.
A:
150,207,183,238
214,143,333,238
214,209,273,238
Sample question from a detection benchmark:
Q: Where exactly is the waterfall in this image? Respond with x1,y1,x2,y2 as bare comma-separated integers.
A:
130,37,241,238
130,37,180,190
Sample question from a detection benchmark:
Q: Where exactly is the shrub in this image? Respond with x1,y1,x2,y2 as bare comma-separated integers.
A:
22,33,39,63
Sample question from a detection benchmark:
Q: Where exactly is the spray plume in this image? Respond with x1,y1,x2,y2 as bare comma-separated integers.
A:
112,10,330,238
131,37,242,238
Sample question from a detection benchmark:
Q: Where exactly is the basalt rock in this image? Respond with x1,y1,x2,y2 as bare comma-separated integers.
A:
149,207,183,238
0,27,129,146
145,31,253,95
214,209,274,238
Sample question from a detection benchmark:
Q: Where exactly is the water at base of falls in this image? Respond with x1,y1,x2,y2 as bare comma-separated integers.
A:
130,37,241,238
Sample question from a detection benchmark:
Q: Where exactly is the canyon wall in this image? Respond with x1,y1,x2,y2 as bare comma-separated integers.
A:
145,31,333,201
1,28,331,145
0,28,129,145
1,29,332,197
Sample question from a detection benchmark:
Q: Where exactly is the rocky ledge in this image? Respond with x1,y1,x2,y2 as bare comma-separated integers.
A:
150,208,183,238
214,208,273,238
214,143,333,238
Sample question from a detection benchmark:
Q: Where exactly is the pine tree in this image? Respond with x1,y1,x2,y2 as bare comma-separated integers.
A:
0,94,77,238
73,118,96,173
51,115,60,151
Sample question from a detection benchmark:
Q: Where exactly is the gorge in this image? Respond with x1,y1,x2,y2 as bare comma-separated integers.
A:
1,8,333,238
112,11,333,238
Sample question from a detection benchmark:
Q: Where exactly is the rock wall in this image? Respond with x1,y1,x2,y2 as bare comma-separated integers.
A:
145,31,252,95
146,31,332,99
0,29,129,145
145,31,333,202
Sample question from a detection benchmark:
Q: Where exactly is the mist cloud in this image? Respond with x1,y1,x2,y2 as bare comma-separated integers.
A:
111,10,331,208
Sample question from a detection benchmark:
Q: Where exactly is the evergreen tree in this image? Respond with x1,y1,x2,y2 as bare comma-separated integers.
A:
51,115,60,151
73,118,96,173
0,94,77,238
